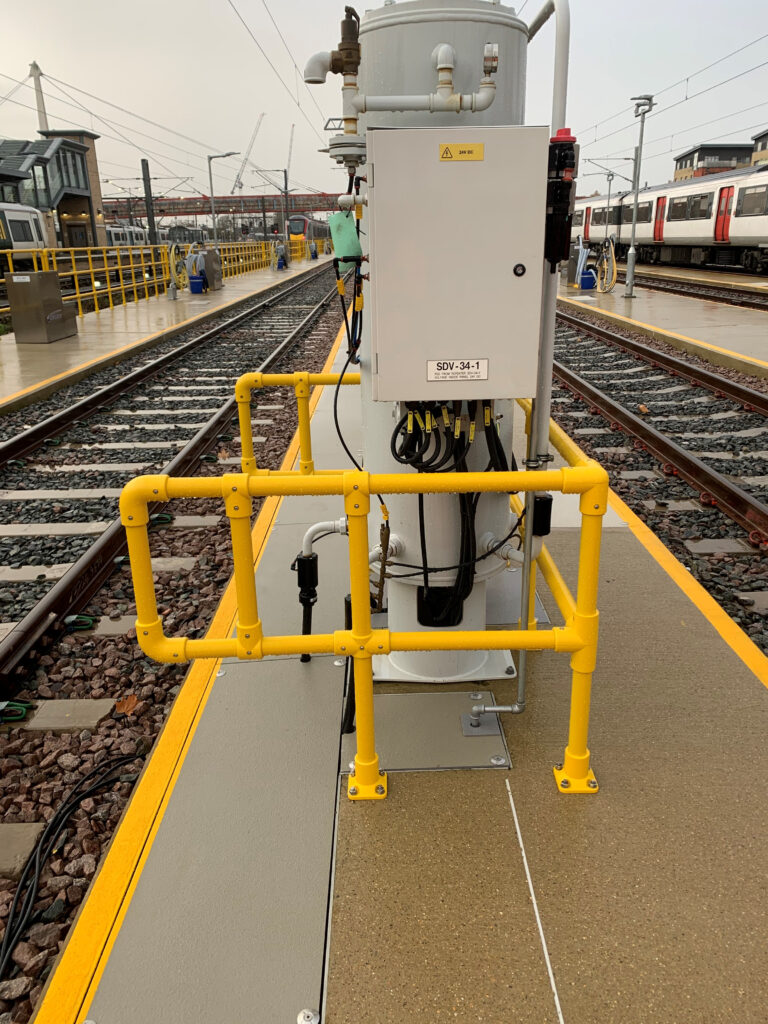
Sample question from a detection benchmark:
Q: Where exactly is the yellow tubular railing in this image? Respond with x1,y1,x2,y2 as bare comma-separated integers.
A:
235,371,361,474
0,240,294,316
120,457,609,800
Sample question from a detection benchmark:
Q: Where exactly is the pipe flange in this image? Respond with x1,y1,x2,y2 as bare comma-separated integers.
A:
328,133,366,167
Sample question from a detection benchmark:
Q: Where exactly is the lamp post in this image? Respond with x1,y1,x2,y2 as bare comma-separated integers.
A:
624,94,655,298
207,152,239,248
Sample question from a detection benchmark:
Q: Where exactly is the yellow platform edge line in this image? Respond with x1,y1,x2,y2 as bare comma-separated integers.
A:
558,294,768,371
33,315,348,1024
607,490,768,690
1,262,324,412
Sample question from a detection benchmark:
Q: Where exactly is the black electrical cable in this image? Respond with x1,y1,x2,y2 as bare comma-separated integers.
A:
0,753,143,981
384,510,525,578
417,492,430,595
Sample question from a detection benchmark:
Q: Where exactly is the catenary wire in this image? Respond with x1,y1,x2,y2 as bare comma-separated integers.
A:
259,0,328,123
581,58,768,151
577,32,768,138
224,0,326,145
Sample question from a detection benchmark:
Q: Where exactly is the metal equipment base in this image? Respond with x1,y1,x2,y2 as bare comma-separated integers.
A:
341,691,510,771
372,648,516,685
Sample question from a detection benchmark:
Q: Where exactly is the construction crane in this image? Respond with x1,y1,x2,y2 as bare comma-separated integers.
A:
231,114,265,194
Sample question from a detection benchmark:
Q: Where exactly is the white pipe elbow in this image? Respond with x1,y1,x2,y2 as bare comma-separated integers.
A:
462,80,496,112
302,517,347,556
304,51,332,85
431,43,456,71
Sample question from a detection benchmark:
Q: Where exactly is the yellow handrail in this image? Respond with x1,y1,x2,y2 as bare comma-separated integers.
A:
235,371,361,473
0,240,291,316
120,458,608,800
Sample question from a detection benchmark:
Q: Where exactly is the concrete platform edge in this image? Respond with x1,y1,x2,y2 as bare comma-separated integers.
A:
558,294,768,379
0,261,329,416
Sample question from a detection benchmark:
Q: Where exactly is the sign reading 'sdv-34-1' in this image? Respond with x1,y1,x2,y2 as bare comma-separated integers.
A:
368,125,549,402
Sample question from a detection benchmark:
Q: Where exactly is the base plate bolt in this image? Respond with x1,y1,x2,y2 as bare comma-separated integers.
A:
297,1012,320,1024
375,784,385,794
469,691,483,700
505,666,515,675
349,786,358,796
490,755,506,766
560,778,570,788
554,763,563,771
587,779,598,789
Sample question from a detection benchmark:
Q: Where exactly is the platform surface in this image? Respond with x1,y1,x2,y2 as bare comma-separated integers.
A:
324,523,768,1024
561,277,768,363
0,256,331,405
617,262,768,294
36,314,768,1024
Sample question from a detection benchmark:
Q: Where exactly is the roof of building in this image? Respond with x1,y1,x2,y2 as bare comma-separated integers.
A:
752,129,768,142
39,128,100,142
673,141,754,162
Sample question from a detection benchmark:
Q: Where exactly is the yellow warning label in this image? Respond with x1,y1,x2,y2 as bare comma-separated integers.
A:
439,143,484,162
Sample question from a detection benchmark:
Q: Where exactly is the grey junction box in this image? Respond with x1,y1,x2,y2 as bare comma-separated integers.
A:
367,125,549,401
5,270,78,344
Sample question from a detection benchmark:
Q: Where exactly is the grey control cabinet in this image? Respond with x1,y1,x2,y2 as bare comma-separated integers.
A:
6,271,78,344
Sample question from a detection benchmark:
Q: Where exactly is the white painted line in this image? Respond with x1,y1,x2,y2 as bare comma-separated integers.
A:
504,778,565,1024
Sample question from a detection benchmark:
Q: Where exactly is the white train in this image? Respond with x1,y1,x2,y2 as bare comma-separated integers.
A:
572,164,768,273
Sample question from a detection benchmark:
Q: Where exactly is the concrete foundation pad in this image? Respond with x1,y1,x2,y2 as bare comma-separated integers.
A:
0,824,45,879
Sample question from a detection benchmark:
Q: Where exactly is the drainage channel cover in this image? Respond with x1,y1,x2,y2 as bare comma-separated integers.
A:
340,690,510,772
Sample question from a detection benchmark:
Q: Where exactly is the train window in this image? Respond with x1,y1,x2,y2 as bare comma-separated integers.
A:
32,218,43,244
591,208,605,226
667,197,688,221
621,202,652,223
688,193,713,219
572,210,584,226
8,219,33,242
736,185,768,217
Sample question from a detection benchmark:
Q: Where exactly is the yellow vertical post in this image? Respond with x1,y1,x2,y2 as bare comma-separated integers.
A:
137,246,149,300
224,475,263,656
294,373,314,474
86,248,99,312
553,476,607,794
235,377,258,474
127,247,138,304
345,478,386,801
101,248,114,309
116,246,127,306
71,250,83,317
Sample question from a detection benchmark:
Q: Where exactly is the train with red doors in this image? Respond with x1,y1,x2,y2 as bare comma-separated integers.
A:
572,164,768,273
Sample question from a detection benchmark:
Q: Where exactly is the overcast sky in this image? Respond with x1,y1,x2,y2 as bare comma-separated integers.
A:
2,0,767,206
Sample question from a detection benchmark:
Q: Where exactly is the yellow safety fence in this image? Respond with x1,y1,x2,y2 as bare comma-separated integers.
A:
120,369,609,801
0,239,325,317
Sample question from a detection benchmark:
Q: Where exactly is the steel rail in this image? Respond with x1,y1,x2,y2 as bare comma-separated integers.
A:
0,275,341,681
556,309,768,414
553,358,768,545
0,263,333,468
613,271,768,312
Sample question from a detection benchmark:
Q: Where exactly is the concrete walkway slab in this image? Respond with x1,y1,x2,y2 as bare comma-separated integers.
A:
0,824,44,879
20,698,115,733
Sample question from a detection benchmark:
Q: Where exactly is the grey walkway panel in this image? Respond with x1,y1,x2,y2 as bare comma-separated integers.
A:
87,656,344,1024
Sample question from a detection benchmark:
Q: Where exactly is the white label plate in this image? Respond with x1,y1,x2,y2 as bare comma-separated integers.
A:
426,358,489,383
12,275,31,283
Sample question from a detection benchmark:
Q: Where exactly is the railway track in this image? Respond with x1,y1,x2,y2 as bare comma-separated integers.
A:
615,269,768,311
553,307,768,650
0,263,340,680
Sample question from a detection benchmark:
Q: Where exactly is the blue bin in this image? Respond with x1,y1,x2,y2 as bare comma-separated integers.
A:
189,275,204,294
580,269,597,290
